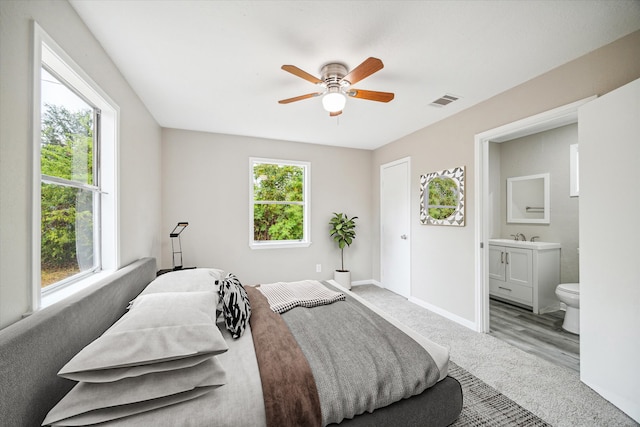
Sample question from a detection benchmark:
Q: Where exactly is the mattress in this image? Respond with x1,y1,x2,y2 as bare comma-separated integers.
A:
34,267,461,426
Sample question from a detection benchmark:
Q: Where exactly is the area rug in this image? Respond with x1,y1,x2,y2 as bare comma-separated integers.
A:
448,362,552,426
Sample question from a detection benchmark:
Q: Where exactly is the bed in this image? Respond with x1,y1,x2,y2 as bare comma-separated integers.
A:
0,258,462,426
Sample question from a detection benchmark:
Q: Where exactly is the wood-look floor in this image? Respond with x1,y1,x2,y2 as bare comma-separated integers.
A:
489,298,580,372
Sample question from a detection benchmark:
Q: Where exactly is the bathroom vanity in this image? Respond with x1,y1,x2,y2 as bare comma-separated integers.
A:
488,239,561,314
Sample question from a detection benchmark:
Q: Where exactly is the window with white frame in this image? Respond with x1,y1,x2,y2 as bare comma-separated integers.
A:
34,23,118,307
249,158,310,249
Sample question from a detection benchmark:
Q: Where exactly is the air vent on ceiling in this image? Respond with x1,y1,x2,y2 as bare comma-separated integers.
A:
429,94,459,107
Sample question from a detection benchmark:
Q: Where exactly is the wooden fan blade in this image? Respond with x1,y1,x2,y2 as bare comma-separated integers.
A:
347,89,394,103
278,92,321,104
342,57,384,86
329,110,342,117
281,65,323,84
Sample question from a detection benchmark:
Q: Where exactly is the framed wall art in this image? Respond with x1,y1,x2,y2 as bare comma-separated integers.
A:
419,166,465,226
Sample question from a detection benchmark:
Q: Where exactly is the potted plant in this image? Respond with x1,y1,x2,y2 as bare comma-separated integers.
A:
329,212,358,289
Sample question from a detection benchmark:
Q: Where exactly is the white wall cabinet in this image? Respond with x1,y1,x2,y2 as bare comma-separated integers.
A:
489,240,560,314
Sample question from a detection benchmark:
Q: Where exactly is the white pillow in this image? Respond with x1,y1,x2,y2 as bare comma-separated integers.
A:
58,291,227,381
44,356,226,426
61,353,214,383
137,268,224,297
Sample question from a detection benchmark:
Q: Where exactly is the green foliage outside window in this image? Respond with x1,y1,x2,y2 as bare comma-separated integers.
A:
41,104,94,285
253,163,304,241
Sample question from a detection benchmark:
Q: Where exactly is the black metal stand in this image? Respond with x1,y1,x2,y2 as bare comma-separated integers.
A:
170,234,184,270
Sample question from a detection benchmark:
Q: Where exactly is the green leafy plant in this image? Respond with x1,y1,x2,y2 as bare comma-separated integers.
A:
329,212,358,272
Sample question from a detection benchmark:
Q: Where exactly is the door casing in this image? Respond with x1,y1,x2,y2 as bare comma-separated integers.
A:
474,97,595,332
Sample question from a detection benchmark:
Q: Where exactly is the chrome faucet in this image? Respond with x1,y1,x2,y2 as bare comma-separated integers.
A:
510,234,518,241
530,236,540,242
518,233,526,241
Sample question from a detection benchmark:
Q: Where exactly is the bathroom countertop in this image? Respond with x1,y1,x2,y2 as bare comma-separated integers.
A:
489,238,561,250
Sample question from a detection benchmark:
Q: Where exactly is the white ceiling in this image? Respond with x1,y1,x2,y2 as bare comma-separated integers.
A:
69,1,640,150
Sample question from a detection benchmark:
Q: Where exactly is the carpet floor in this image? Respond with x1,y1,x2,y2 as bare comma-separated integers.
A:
350,284,638,427
449,362,550,426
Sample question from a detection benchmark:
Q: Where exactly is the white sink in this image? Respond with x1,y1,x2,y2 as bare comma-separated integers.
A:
489,238,561,250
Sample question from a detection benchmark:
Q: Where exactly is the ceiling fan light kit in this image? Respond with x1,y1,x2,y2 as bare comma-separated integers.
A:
322,90,346,113
279,57,394,116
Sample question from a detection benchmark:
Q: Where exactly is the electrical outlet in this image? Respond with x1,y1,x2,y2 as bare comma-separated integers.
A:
316,264,322,273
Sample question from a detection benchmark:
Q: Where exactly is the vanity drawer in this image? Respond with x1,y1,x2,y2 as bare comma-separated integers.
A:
490,279,533,306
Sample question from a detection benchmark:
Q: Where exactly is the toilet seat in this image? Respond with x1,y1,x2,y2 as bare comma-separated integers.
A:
557,282,579,295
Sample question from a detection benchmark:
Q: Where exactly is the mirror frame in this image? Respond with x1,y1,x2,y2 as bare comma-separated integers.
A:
419,166,465,226
507,173,550,224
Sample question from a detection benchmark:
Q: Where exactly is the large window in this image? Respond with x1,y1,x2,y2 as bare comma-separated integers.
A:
40,68,99,288
34,24,118,307
249,158,310,249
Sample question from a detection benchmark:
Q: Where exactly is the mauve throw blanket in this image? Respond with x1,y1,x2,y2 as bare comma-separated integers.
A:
246,286,322,427
248,282,441,426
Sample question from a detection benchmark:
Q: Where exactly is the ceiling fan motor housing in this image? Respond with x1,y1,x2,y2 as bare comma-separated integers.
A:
321,63,350,89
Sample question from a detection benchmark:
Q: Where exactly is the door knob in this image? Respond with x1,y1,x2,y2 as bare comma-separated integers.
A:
400,234,408,240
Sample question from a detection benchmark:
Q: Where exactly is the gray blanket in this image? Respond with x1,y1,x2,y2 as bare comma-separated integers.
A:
281,282,441,425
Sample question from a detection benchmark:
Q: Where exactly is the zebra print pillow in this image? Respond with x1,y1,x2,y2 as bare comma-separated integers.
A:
219,273,251,339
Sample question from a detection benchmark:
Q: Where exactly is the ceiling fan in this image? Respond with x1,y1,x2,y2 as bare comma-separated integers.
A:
278,57,394,116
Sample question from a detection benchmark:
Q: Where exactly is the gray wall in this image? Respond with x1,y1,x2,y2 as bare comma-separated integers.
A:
0,0,162,329
371,30,640,323
491,124,579,283
161,129,373,285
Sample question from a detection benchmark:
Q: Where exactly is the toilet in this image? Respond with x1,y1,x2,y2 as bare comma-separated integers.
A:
555,283,580,334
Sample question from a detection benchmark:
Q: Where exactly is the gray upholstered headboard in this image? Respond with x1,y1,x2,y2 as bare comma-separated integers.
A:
0,257,156,426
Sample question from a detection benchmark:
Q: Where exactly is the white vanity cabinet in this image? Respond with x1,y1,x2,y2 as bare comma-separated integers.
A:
489,239,561,314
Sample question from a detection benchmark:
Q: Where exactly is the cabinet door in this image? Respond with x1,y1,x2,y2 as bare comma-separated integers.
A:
505,248,533,287
488,245,505,281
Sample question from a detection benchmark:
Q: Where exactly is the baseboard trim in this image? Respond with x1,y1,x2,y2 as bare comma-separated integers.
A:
349,281,477,331
408,296,477,331
351,279,382,287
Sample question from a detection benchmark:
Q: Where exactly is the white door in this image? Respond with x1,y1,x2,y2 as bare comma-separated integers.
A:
380,157,411,298
579,78,640,421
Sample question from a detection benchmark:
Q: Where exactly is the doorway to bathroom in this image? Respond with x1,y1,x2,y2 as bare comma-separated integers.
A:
474,97,594,371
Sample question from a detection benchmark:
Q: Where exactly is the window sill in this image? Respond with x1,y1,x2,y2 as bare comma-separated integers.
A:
249,241,311,250
41,270,113,309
